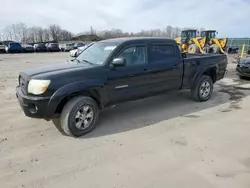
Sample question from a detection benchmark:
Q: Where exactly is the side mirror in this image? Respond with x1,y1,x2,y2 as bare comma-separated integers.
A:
111,58,126,67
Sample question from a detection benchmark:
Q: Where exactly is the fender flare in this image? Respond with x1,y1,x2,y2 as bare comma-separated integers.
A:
44,80,104,117
191,64,218,88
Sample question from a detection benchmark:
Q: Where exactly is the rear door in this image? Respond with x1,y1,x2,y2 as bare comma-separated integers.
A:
147,42,183,93
106,43,150,104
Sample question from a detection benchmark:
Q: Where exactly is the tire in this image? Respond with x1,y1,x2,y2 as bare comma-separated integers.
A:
52,118,64,133
60,96,99,137
209,44,220,54
188,44,199,53
191,75,214,102
239,75,246,80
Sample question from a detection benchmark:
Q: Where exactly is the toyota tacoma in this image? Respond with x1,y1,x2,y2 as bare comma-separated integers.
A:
16,37,228,137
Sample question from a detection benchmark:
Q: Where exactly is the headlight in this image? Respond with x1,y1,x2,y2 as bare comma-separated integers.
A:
28,79,51,95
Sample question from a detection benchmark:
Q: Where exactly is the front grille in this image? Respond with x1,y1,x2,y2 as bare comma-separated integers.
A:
240,65,250,73
242,68,250,73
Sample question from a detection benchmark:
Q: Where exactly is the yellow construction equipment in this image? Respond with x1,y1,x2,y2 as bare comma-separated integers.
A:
200,30,228,54
175,29,197,53
175,29,206,54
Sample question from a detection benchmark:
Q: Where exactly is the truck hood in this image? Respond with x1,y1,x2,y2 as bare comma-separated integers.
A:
20,61,92,79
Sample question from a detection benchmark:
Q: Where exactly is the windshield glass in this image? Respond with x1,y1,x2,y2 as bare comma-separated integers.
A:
76,41,120,65
9,42,20,47
181,31,196,38
209,32,216,38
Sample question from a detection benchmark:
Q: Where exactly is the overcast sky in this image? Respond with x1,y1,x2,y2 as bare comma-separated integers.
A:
1,0,250,37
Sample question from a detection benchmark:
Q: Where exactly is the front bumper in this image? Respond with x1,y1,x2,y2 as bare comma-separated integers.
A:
236,65,250,77
8,49,21,52
16,86,51,119
49,48,60,52
65,49,73,52
36,48,47,52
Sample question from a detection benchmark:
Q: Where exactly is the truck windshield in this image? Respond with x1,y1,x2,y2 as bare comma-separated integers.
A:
76,41,119,65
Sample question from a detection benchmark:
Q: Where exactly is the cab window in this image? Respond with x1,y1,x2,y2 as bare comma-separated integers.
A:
116,46,146,66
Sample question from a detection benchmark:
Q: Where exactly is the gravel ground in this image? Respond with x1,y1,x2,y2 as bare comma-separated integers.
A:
0,53,250,188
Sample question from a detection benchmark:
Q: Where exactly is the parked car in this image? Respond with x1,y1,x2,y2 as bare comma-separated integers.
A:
2,40,14,46
16,37,228,137
47,43,60,52
34,43,47,52
0,42,5,52
69,49,78,57
73,42,85,49
5,42,22,53
69,42,95,57
59,44,64,51
22,44,35,53
59,43,75,52
236,57,250,79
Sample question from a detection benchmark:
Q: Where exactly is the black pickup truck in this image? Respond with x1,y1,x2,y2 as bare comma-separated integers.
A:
16,37,228,137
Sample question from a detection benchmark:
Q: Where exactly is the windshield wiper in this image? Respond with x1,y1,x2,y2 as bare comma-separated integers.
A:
81,59,94,65
70,59,81,64
71,58,94,65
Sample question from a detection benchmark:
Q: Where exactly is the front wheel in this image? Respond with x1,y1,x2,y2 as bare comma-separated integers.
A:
191,75,214,102
209,44,220,54
188,44,200,53
60,96,99,137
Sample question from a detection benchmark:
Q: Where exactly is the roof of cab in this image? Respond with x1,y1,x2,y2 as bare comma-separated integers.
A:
100,37,175,43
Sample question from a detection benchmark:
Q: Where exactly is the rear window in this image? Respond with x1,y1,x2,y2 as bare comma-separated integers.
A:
149,44,176,62
9,43,21,46
50,43,58,47
38,43,45,47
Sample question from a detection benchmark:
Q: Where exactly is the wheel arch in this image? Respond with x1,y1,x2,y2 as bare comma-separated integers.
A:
45,81,105,118
192,66,218,88
55,89,102,115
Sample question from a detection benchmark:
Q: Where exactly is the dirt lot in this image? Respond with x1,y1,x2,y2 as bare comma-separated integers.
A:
0,53,250,188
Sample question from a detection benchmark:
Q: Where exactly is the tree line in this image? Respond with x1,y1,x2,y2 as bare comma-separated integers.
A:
0,23,74,44
0,23,206,43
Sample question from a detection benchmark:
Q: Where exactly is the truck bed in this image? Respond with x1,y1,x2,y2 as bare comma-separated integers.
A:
183,52,227,59
181,53,228,89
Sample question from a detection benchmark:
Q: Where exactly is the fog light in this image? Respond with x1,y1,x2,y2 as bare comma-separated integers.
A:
28,103,38,114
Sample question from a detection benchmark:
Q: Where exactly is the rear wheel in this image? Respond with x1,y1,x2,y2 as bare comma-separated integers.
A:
191,75,214,102
209,44,220,54
60,96,99,137
188,44,199,53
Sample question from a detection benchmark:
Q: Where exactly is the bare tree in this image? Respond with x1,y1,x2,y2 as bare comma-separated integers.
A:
43,29,51,42
49,24,62,41
3,26,13,40
12,23,28,43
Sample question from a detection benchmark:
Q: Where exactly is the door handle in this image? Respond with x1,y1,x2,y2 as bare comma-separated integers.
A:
173,64,179,68
144,69,148,72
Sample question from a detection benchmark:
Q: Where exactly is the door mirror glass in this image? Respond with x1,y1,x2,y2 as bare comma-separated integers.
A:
111,58,126,67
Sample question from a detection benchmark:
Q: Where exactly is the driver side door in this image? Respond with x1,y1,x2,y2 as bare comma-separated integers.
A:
106,44,150,104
